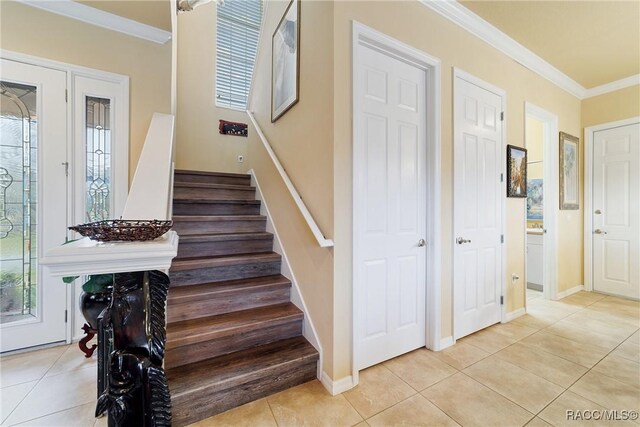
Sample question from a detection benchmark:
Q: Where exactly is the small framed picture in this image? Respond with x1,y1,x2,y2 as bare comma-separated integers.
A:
507,145,527,198
559,132,579,210
271,0,300,122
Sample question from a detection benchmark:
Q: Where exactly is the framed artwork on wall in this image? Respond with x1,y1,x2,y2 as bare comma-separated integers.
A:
559,131,579,210
271,0,300,122
507,145,527,198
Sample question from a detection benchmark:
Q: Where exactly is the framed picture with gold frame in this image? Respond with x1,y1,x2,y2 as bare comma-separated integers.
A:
559,131,579,210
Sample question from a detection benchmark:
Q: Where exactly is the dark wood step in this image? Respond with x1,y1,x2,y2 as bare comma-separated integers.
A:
169,252,282,286
173,215,266,235
176,232,274,258
174,170,252,186
167,275,291,323
165,303,303,369
173,199,261,216
174,182,256,200
167,336,318,426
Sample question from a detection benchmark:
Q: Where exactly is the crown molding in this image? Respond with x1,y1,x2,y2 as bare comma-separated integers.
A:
419,0,588,99
16,0,172,45
584,74,640,99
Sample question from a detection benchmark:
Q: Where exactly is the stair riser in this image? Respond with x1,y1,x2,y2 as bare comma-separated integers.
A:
165,318,302,369
170,261,281,286
176,237,274,258
173,219,266,234
174,187,255,200
167,284,290,323
171,360,317,426
175,174,251,186
173,202,260,216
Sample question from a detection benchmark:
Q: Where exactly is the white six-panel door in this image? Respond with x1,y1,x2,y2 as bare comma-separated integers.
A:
354,43,427,370
592,123,639,300
453,74,503,340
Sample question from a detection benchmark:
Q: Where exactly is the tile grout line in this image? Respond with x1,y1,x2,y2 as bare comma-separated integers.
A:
524,295,639,422
1,345,70,424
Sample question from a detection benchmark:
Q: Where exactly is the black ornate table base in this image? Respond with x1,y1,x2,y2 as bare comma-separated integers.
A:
79,324,97,358
95,270,172,426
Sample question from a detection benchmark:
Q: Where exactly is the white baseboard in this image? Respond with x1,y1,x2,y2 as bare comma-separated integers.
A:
320,372,356,396
555,284,584,300
435,336,455,351
503,307,526,322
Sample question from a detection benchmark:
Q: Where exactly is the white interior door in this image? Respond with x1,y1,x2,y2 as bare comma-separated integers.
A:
354,43,427,370
453,74,503,339
0,59,68,352
592,122,640,300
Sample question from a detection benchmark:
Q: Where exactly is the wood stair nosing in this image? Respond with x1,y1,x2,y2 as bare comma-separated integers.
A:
170,252,281,272
167,275,291,305
166,303,302,349
174,170,251,179
166,276,291,323
171,360,316,426
177,232,273,244
174,182,256,191
167,336,318,397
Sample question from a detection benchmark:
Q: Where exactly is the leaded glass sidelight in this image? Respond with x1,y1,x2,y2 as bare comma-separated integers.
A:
0,81,38,324
85,97,112,222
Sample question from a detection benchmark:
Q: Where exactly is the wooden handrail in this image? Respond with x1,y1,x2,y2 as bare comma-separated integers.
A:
246,111,333,248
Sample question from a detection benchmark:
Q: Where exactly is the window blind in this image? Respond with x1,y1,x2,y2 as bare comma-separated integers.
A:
216,0,262,110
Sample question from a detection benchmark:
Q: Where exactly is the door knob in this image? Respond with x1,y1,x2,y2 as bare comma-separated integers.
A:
594,209,602,215
418,239,426,247
456,237,471,244
594,229,607,235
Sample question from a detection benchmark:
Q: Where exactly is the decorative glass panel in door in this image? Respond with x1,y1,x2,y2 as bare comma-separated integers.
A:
85,97,112,222
0,59,68,352
0,81,37,324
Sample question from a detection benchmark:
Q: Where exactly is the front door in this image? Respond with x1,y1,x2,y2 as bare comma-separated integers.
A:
0,59,68,352
592,122,640,300
453,74,503,339
354,42,427,369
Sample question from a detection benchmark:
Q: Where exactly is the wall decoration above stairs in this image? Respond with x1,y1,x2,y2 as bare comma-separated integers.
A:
166,169,319,426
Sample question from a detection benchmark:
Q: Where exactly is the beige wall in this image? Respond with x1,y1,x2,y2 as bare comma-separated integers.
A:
0,1,172,182
175,3,250,173
582,85,640,129
247,0,336,375
332,1,582,380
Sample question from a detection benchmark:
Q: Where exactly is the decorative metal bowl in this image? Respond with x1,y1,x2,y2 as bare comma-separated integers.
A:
69,219,173,242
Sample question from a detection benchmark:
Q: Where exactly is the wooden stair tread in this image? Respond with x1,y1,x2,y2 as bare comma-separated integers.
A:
171,252,280,271
178,232,272,243
167,336,318,397
173,198,261,204
173,215,265,222
174,182,255,191
168,275,290,304
175,170,251,179
167,303,302,348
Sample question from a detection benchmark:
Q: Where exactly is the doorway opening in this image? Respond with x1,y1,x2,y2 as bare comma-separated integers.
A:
524,103,558,304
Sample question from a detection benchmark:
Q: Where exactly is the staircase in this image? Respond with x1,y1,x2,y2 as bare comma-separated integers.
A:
165,170,319,426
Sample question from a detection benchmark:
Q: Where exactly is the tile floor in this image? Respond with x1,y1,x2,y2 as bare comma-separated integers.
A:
0,291,638,427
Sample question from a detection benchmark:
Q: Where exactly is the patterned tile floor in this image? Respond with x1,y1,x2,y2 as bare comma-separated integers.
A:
1,291,638,426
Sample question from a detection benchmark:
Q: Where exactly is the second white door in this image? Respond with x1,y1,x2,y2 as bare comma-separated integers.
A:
354,43,427,369
453,73,503,339
592,122,640,299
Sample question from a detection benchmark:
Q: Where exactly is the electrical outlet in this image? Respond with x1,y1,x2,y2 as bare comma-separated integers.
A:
237,155,244,163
